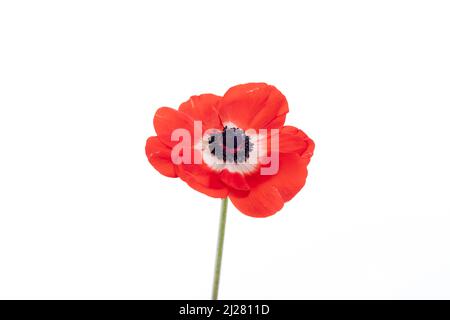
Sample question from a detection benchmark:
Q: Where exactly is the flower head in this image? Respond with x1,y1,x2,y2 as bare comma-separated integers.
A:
145,83,314,217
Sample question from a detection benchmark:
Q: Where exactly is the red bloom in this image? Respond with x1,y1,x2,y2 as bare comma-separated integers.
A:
145,83,314,217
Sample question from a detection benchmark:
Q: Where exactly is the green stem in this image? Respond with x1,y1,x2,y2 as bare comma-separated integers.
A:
212,197,228,300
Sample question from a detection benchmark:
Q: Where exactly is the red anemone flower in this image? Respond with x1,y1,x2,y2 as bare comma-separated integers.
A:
145,83,314,217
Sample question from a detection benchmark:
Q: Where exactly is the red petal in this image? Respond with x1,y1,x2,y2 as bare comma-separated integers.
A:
299,134,315,166
218,83,288,130
229,152,311,217
279,126,315,165
279,125,315,156
145,136,177,178
176,164,229,198
219,170,250,191
265,125,315,163
178,94,223,131
153,107,195,147
262,153,308,202
229,186,284,218
184,179,228,198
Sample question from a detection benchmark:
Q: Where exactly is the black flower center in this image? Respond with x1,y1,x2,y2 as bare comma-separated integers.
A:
208,126,254,163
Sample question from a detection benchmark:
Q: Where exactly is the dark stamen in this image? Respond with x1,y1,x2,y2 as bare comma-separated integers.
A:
208,126,253,163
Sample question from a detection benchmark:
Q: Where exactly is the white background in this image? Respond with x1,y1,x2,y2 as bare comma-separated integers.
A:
1,1,449,299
